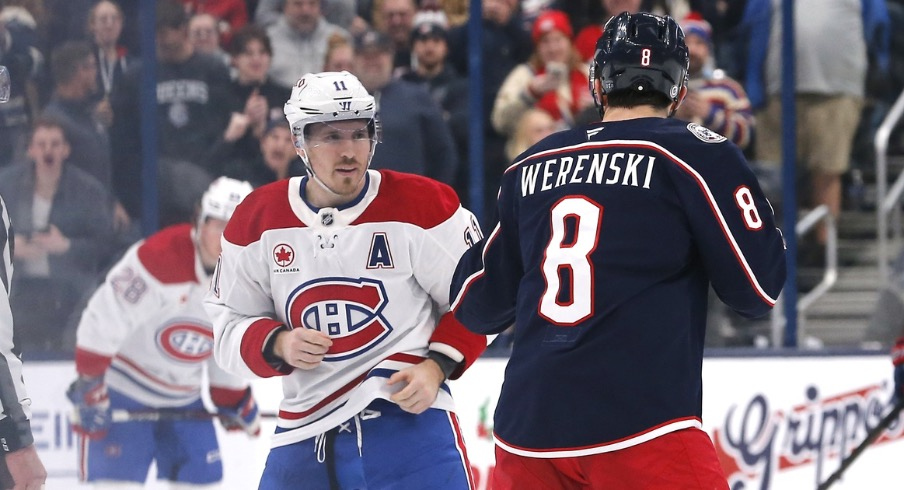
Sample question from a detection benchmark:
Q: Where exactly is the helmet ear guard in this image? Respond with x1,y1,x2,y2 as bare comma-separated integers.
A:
589,12,689,114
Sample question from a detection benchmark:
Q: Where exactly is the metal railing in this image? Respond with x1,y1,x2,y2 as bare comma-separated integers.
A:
771,205,838,346
875,88,904,283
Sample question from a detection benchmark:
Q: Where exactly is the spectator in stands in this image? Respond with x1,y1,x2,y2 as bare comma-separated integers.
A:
87,0,132,125
743,0,889,256
401,12,469,197
572,0,642,62
323,32,354,71
42,41,132,237
491,10,593,137
110,0,234,224
266,0,351,89
0,5,41,168
255,0,356,31
446,0,532,224
674,15,754,151
0,118,114,352
352,29,459,186
180,0,249,47
374,0,416,71
222,118,304,187
43,42,110,198
189,13,230,65
504,107,557,161
212,25,291,177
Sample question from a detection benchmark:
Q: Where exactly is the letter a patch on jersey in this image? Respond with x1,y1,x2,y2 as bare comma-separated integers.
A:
366,232,394,269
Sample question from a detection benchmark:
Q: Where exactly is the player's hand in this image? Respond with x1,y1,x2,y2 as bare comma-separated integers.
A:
5,444,47,490
891,337,904,400
273,328,333,370
66,376,111,439
217,387,261,437
387,360,444,414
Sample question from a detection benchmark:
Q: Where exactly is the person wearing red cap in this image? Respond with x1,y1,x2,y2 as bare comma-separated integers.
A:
573,0,642,62
491,10,593,140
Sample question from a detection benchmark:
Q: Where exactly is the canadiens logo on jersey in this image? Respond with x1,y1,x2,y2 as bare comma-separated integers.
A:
285,278,392,361
156,322,214,363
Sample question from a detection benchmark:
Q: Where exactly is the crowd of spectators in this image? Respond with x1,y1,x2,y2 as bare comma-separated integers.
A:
0,0,902,354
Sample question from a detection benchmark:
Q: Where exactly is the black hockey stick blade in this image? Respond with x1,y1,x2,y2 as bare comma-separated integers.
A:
816,398,904,490
111,408,279,422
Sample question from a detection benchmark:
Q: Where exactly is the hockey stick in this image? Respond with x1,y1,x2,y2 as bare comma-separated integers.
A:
816,398,904,490
111,408,279,423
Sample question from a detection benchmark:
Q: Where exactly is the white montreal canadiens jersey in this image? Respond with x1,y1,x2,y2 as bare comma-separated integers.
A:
75,224,247,407
205,170,483,448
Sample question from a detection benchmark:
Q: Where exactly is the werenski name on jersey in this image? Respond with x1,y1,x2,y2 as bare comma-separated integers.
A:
520,151,656,197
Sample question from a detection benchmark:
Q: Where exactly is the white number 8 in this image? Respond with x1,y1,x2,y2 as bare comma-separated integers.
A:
539,197,602,326
641,48,651,66
734,186,763,229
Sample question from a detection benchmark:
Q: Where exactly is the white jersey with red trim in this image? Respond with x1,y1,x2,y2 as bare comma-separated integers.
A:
75,224,248,407
205,170,486,448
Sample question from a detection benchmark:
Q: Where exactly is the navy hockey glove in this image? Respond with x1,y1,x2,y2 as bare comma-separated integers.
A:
892,337,904,400
217,388,261,437
66,377,110,439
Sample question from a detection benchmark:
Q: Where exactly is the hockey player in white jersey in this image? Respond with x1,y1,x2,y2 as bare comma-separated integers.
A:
66,177,260,487
204,71,487,489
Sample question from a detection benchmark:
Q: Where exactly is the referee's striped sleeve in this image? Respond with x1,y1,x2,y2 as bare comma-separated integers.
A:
0,195,35,453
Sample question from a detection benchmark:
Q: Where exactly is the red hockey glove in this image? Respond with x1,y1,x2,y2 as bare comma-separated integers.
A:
216,388,261,437
66,377,110,439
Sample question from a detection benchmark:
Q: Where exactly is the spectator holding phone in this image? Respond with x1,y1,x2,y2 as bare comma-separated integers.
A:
491,10,594,137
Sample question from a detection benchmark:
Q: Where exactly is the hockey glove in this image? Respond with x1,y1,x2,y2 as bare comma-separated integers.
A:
216,388,261,437
892,337,904,400
66,377,111,439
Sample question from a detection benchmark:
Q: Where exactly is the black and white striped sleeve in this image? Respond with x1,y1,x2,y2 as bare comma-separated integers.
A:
0,195,34,453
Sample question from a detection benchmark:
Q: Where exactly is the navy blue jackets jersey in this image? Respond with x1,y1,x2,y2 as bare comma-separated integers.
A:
450,117,786,457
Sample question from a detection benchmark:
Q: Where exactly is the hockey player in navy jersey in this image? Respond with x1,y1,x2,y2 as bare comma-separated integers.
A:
204,71,486,489
66,177,261,487
450,12,787,490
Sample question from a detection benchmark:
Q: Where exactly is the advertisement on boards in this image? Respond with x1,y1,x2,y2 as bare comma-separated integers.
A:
23,355,904,489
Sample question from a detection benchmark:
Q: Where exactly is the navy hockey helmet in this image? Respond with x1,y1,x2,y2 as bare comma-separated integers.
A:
589,12,689,109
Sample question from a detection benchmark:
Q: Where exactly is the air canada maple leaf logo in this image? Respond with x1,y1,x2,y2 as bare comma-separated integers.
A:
273,243,295,267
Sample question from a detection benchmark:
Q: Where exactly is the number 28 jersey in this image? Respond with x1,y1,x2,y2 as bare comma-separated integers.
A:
451,117,787,457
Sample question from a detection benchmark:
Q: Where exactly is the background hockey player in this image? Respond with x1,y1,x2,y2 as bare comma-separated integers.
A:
66,176,260,487
0,64,47,490
450,12,787,489
204,71,486,489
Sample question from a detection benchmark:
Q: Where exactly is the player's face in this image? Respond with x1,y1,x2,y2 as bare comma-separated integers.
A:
198,217,227,269
301,119,373,206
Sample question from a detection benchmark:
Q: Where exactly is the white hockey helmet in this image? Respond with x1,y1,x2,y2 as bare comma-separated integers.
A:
284,71,381,151
199,176,253,224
